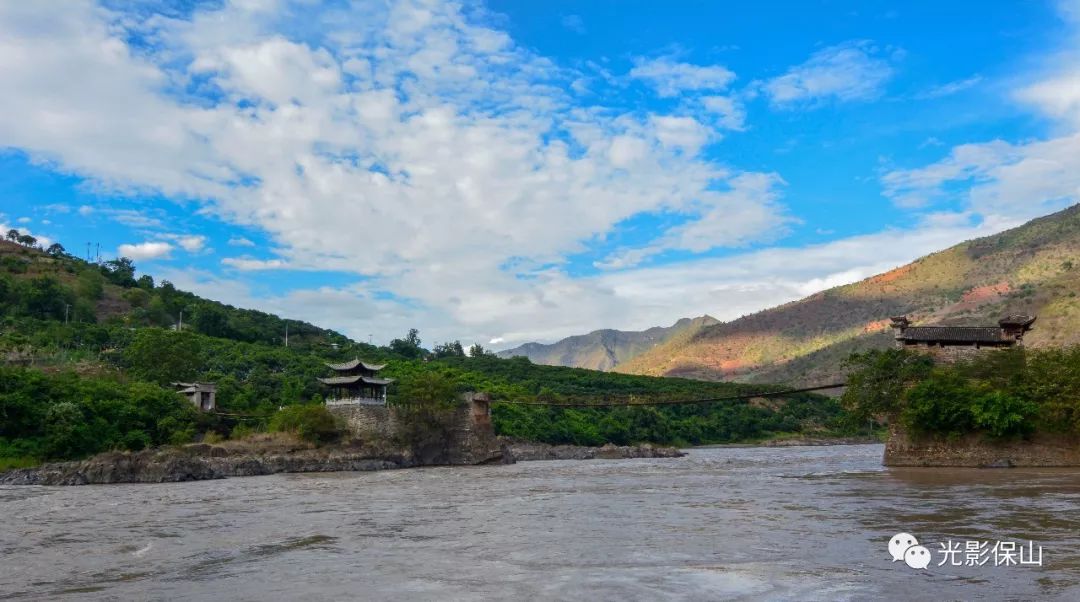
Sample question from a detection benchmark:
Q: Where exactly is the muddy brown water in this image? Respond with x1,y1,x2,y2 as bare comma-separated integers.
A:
2,444,1079,600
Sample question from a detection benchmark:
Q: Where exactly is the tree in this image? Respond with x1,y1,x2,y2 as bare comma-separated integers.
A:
45,243,66,257
136,274,155,290
840,349,933,424
102,257,137,287
22,276,70,319
389,328,424,359
392,371,461,462
468,343,487,357
16,234,37,248
5,229,18,242
433,340,465,358
123,329,202,385
191,303,230,337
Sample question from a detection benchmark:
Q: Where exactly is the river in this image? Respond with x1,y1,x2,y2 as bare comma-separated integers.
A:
2,444,1079,601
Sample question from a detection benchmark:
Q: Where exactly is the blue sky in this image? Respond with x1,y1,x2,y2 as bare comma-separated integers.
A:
2,0,1079,348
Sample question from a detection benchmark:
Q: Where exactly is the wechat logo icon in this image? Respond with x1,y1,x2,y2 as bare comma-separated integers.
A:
889,533,931,570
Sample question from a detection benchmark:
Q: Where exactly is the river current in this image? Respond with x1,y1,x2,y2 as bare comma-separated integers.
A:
2,444,1079,601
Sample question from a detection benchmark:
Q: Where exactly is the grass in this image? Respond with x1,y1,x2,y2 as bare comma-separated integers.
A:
0,456,42,471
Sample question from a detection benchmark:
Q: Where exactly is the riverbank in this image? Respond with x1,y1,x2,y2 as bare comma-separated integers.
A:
884,425,1080,467
505,439,685,461
0,435,686,486
0,436,414,486
697,435,882,449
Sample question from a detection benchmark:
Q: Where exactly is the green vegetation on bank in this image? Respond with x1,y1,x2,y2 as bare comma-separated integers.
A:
841,346,1080,440
0,238,852,467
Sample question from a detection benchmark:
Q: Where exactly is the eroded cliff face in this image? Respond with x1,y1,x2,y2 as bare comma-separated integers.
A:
884,424,1080,467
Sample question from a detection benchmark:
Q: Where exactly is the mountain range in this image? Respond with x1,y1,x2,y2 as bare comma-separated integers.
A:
504,204,1080,387
496,315,719,371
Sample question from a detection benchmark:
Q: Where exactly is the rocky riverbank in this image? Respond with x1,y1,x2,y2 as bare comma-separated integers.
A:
700,436,882,449
0,444,415,486
505,440,685,461
0,436,686,486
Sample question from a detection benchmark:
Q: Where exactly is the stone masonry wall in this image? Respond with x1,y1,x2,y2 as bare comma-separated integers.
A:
327,403,398,441
884,424,1080,467
900,343,1008,364
326,393,504,465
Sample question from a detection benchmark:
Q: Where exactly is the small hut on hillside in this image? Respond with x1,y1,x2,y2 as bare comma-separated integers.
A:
173,382,217,412
318,358,394,405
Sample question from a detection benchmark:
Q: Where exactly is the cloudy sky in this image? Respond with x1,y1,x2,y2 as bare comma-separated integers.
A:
2,0,1079,349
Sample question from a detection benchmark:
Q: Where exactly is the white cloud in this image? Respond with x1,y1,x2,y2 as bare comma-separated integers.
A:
222,257,287,270
916,75,983,99
883,134,1080,218
16,216,30,224
228,236,256,247
630,57,736,97
77,205,94,216
880,1,1080,230
1016,71,1080,126
650,115,711,154
700,95,746,130
118,241,173,260
762,40,896,107
173,234,207,252
105,209,165,229
597,172,790,269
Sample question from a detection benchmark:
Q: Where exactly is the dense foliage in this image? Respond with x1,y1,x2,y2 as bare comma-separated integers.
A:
842,347,1080,439
0,367,201,462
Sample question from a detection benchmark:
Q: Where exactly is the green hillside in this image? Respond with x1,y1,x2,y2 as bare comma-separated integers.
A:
496,315,719,371
0,239,849,468
616,204,1080,386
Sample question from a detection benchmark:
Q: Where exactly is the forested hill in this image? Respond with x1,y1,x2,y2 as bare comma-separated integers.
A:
0,237,350,351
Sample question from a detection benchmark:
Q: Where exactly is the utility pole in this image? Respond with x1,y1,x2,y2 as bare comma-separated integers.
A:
64,303,70,325
284,322,289,347
368,334,373,345
178,309,183,331
86,242,91,261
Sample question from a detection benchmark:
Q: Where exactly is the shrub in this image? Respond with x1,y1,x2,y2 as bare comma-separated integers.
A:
230,422,261,440
269,404,342,444
900,371,977,438
969,391,1037,439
